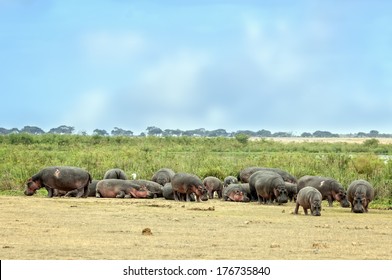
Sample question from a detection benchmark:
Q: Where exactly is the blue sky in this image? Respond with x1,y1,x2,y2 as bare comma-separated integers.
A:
1,0,392,135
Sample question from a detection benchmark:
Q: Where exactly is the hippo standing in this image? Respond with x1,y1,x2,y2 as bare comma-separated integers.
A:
285,182,298,202
223,184,250,202
103,168,128,180
239,166,297,184
297,175,350,207
203,176,223,199
223,176,238,188
162,183,195,201
347,179,375,213
249,170,289,204
129,179,163,198
294,186,322,216
95,179,154,198
24,166,91,198
151,168,175,186
171,173,208,202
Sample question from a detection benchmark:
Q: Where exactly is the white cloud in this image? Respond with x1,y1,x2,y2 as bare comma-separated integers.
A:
81,30,144,66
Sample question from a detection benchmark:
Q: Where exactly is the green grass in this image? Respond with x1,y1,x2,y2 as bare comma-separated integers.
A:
1,134,391,206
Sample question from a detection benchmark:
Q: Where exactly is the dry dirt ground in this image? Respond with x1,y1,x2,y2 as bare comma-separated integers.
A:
0,196,391,260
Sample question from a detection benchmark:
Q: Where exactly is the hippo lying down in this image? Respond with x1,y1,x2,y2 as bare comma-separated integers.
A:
96,179,154,198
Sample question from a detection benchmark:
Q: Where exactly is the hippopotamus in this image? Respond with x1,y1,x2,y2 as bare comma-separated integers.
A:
223,176,238,188
129,179,163,197
162,183,195,201
24,166,91,198
223,184,250,202
285,182,298,202
203,176,223,199
239,166,297,184
103,168,128,180
294,186,322,216
249,170,289,204
171,173,208,202
347,179,375,213
297,175,350,207
51,179,98,197
151,168,176,186
95,179,154,198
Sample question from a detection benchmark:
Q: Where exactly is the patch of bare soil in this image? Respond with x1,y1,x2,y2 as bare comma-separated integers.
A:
0,196,391,260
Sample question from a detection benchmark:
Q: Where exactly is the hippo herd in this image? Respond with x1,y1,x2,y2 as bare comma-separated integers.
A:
24,166,376,216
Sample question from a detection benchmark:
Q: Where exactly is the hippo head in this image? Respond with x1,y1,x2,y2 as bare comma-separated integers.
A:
229,190,250,202
24,179,42,196
192,185,209,201
334,191,350,208
134,186,155,199
310,199,322,216
274,185,289,205
352,193,367,213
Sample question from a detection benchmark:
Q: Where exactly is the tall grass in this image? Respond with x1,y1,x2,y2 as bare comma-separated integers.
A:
1,134,391,202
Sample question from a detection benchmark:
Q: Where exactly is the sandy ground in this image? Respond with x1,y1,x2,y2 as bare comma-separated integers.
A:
1,196,391,260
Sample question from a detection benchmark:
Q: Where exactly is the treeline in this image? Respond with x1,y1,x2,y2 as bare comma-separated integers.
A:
0,125,391,138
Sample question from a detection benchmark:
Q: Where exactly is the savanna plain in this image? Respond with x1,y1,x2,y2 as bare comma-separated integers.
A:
0,134,391,259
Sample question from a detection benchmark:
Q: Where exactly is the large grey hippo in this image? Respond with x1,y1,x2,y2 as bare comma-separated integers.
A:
294,186,322,216
103,168,128,180
128,179,163,197
162,183,195,201
203,176,223,199
24,166,91,198
297,175,350,207
347,179,375,213
151,168,175,186
239,166,297,184
249,170,289,204
95,179,154,198
171,173,208,202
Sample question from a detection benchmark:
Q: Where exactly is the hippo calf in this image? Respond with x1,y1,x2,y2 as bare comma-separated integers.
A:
151,168,175,186
223,184,250,202
249,170,289,204
347,179,375,213
295,186,322,216
96,179,154,198
223,176,238,188
203,176,223,199
103,168,128,180
297,175,350,208
171,173,208,202
25,166,91,198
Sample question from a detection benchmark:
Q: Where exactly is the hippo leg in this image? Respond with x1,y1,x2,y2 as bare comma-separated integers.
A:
294,203,300,214
217,190,222,199
116,191,126,198
173,191,181,201
327,196,333,207
65,189,79,197
82,184,89,198
257,195,263,204
46,186,54,198
303,208,309,215
96,191,101,198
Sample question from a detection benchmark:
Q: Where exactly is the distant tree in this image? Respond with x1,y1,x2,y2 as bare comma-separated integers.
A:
235,130,256,137
272,131,293,137
207,129,228,137
20,126,45,135
162,129,183,137
369,130,379,137
48,125,75,134
0,127,20,135
312,130,338,138
146,126,163,136
301,132,312,137
111,127,133,136
357,132,367,138
256,129,272,137
93,129,109,136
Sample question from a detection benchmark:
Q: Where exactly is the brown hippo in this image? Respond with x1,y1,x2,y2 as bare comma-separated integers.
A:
239,166,297,184
297,175,350,207
24,166,91,198
95,179,154,198
347,179,375,213
151,168,175,186
223,176,238,188
171,173,208,202
129,179,163,197
249,170,289,204
203,176,223,199
223,184,250,202
294,186,322,216
162,183,195,201
103,168,128,180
